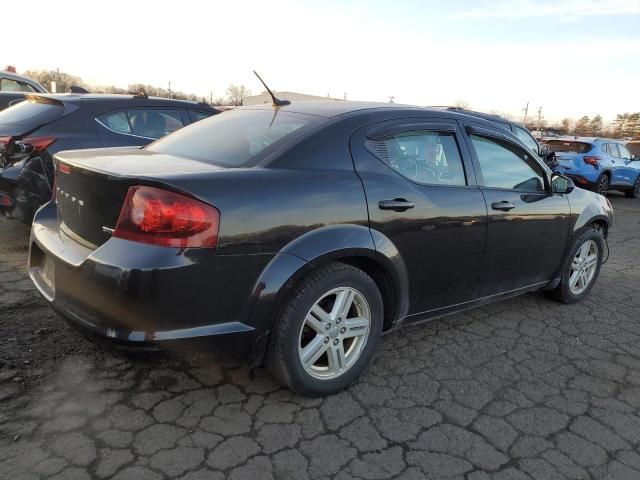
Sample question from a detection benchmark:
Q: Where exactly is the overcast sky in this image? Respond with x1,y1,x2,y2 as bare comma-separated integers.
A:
5,0,639,123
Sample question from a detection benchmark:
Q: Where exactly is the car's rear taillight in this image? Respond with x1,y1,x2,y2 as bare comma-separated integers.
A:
17,136,56,154
113,186,219,248
583,156,601,167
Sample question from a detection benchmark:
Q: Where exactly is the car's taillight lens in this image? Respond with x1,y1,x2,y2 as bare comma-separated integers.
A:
583,156,601,166
17,136,56,154
113,186,220,248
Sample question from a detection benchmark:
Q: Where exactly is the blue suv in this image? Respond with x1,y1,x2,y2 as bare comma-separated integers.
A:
548,137,640,197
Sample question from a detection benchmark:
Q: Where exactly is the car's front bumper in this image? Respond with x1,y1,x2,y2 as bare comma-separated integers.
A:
29,202,275,361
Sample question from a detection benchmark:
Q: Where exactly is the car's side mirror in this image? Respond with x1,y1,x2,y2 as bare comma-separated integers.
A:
539,144,549,156
551,173,574,194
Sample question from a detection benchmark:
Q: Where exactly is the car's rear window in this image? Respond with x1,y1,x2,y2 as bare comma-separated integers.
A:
546,140,592,153
0,97,65,126
146,109,321,167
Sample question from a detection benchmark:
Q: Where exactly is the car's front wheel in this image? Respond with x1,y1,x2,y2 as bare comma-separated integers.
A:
548,228,604,304
266,263,383,396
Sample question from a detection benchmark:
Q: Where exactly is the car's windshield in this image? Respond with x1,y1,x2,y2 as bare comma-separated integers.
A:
546,140,593,154
147,109,323,167
627,143,640,157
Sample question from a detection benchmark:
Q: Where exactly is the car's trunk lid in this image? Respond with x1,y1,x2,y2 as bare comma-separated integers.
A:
54,148,226,247
555,152,584,170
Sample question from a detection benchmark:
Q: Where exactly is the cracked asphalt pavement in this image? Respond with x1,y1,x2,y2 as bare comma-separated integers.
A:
1,194,640,479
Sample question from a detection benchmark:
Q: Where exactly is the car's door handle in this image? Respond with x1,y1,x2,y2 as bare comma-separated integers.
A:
379,199,415,211
491,201,516,211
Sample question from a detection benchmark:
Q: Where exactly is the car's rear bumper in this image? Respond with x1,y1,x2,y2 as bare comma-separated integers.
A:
28,202,276,361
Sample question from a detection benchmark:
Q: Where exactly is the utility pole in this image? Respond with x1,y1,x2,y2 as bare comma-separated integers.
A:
522,101,529,123
168,81,172,99
388,96,395,104
537,106,543,133
210,92,213,105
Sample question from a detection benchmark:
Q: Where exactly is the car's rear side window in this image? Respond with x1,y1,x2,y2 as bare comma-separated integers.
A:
0,98,64,126
189,110,213,122
546,140,592,153
365,131,467,186
147,109,321,167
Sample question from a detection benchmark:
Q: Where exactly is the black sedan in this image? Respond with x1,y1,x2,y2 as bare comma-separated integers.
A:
29,102,613,396
0,93,219,222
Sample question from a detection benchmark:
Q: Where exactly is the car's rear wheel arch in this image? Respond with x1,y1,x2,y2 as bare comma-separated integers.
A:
324,255,397,331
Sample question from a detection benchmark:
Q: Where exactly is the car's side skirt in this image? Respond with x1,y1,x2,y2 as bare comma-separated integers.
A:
387,279,556,332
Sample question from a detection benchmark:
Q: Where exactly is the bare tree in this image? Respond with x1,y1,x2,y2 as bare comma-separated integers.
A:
560,118,571,135
24,69,86,93
226,84,251,106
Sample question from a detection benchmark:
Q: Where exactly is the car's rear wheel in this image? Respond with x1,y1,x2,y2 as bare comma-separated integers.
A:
595,174,609,196
625,175,640,198
266,263,383,396
547,228,604,304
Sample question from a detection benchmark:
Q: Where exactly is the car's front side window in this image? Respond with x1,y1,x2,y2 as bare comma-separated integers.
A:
514,126,539,153
617,144,632,160
128,109,184,138
470,134,546,192
365,130,467,186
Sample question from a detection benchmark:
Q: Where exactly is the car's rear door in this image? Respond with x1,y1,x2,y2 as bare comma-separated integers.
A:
351,117,487,315
460,122,571,297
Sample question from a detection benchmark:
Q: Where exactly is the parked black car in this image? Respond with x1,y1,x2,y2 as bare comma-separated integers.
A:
0,93,219,222
29,102,613,396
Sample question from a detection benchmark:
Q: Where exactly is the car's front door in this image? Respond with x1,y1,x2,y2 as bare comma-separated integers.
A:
615,143,636,186
351,118,487,315
461,123,571,298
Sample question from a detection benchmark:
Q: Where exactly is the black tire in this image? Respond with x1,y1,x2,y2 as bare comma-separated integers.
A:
625,175,640,199
547,228,604,304
265,262,383,396
595,174,609,196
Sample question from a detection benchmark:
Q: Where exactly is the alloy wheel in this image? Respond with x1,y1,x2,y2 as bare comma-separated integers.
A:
297,287,371,380
597,176,609,195
569,240,599,295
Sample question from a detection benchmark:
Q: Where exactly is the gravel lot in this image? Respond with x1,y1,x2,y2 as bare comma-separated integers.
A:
1,195,639,480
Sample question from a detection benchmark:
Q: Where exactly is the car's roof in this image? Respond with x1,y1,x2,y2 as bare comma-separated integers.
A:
25,93,216,109
548,136,621,144
435,107,526,129
239,101,424,118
